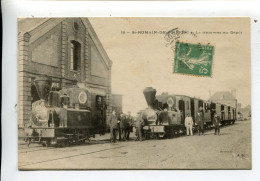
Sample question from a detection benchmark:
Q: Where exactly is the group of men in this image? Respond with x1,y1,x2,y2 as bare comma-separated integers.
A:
185,109,221,136
109,110,139,143
110,110,145,143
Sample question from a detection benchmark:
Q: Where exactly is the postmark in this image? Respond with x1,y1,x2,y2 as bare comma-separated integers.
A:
173,42,214,77
164,28,188,50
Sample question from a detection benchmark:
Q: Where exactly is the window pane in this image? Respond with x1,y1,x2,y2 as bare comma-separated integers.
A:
70,43,74,70
70,41,81,71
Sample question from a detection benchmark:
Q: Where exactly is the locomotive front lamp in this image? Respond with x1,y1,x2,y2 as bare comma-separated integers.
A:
167,97,174,108
78,91,88,104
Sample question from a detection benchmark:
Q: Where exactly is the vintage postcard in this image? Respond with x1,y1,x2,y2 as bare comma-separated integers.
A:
18,17,251,170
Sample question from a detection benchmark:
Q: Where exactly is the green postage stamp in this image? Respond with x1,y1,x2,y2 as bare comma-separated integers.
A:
174,42,214,77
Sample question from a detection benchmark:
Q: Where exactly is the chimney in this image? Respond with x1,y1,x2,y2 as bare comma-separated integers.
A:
34,75,52,101
143,87,156,109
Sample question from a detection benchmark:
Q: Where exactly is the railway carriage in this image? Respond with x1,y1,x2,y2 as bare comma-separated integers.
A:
141,87,237,139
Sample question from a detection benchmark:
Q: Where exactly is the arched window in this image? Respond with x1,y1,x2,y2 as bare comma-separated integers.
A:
70,40,81,71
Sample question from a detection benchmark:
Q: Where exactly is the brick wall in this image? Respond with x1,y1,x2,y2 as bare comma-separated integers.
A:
18,33,32,126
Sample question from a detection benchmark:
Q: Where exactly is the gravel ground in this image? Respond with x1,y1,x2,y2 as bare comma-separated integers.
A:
18,120,251,170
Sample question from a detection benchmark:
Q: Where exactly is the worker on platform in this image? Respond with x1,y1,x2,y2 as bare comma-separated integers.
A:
110,110,119,143
120,113,127,141
213,112,221,135
196,107,204,136
125,111,134,140
185,113,194,136
117,113,122,141
135,112,144,141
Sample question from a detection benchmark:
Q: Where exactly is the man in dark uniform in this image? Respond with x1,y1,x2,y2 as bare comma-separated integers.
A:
125,111,134,140
135,112,144,141
213,112,221,135
110,110,118,143
196,107,204,136
120,114,127,141
117,113,122,141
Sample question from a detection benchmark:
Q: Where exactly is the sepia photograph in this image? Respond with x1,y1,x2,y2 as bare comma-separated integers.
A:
17,17,251,170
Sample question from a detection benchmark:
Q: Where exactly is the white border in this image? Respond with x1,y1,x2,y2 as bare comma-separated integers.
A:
2,1,260,181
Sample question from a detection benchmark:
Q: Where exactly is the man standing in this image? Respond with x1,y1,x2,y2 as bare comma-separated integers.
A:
125,111,133,140
120,114,127,141
135,112,144,141
110,110,118,143
196,107,204,136
117,113,122,141
213,112,221,135
185,113,193,136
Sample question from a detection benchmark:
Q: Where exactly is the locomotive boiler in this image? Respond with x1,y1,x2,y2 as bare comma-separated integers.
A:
24,75,103,147
141,87,237,139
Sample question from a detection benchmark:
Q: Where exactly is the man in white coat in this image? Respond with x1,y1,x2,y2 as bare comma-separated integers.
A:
185,113,194,136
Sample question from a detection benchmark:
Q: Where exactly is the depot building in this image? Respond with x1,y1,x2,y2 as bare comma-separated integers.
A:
18,18,113,128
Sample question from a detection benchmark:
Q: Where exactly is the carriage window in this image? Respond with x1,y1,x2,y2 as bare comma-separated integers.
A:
186,101,190,110
204,103,209,113
198,100,203,109
70,41,81,71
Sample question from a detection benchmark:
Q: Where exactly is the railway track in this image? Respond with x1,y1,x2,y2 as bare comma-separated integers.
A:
19,145,125,168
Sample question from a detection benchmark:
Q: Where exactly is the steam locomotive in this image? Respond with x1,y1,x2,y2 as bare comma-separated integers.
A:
141,87,237,139
24,75,106,147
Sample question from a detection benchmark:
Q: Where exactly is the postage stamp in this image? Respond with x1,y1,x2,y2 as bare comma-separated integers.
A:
174,42,215,77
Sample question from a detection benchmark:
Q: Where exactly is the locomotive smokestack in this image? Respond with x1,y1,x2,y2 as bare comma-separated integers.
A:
143,87,156,109
34,75,52,101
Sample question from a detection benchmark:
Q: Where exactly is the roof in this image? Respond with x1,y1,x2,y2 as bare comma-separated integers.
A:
209,91,236,100
18,18,49,35
156,94,192,103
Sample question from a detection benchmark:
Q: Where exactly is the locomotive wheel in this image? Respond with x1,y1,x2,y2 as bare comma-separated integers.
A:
153,133,160,140
41,141,46,147
170,131,176,138
45,139,50,148
145,133,150,140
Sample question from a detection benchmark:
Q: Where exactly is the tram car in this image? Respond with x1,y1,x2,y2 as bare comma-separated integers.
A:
24,75,106,147
141,87,236,139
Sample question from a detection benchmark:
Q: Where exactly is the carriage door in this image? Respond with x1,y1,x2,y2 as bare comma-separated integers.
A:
221,105,225,121
191,98,195,121
198,100,203,111
96,95,107,127
230,108,233,120
179,100,185,124
210,103,216,121
184,98,191,116
228,107,231,120
198,100,204,120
